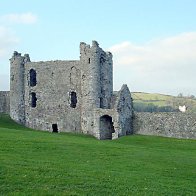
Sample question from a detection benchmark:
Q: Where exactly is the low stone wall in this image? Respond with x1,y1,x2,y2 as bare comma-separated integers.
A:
133,112,196,139
0,91,10,114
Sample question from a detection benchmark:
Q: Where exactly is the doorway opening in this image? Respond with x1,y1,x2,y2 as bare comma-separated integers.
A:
100,115,115,139
52,124,58,133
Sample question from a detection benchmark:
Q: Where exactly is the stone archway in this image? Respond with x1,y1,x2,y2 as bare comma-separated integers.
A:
100,115,115,139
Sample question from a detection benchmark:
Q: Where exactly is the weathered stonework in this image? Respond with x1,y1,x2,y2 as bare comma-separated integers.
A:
134,112,196,139
9,41,133,139
0,91,10,114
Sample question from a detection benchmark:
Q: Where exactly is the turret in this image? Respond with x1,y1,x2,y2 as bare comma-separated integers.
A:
10,51,30,124
80,41,113,136
80,41,113,109
80,41,101,109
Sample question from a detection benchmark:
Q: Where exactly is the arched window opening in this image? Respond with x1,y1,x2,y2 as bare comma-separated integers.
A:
70,66,79,86
52,124,58,133
31,92,37,108
88,58,90,64
30,69,37,87
70,91,77,108
100,115,115,139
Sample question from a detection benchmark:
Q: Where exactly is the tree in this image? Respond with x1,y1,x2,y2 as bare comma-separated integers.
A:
177,93,183,98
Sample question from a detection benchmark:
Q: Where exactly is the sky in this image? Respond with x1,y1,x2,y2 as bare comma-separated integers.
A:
0,0,196,96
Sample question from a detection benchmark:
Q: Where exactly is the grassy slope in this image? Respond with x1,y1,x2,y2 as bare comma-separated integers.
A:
132,92,196,112
0,114,196,195
132,92,171,106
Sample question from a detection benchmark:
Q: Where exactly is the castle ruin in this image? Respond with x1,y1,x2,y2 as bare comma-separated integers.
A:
8,41,133,139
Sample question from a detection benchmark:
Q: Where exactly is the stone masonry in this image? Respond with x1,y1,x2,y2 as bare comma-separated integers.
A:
8,41,134,139
134,112,196,139
0,91,10,114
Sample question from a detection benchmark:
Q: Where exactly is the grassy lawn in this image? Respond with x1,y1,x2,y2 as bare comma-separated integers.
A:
0,114,196,195
132,92,196,112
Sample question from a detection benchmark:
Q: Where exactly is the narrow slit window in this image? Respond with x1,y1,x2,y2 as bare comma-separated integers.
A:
30,69,37,87
31,92,37,108
70,91,77,108
88,58,90,64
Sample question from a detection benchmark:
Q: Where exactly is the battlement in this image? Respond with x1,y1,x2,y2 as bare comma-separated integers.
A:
80,40,99,50
10,51,30,64
13,51,22,57
80,41,109,55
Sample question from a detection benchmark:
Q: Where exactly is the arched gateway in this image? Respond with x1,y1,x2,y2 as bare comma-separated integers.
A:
100,115,115,139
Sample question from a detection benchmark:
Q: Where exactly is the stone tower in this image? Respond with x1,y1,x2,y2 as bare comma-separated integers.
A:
80,41,114,136
10,52,30,124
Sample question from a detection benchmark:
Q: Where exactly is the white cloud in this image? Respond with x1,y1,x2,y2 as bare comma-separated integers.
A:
1,12,37,24
0,26,19,90
0,26,19,58
0,12,37,59
109,32,196,95
0,12,37,90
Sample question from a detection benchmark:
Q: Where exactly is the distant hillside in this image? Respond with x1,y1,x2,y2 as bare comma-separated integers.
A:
132,92,196,113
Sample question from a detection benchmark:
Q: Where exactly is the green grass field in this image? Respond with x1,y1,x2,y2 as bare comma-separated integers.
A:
132,92,171,106
132,92,196,112
0,114,196,195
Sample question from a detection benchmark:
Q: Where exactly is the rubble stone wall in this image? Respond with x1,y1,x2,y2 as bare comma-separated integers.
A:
0,91,10,114
134,112,196,139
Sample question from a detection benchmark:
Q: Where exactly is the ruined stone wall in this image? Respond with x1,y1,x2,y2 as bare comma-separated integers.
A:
24,60,82,133
0,91,10,114
134,112,196,139
114,84,134,136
